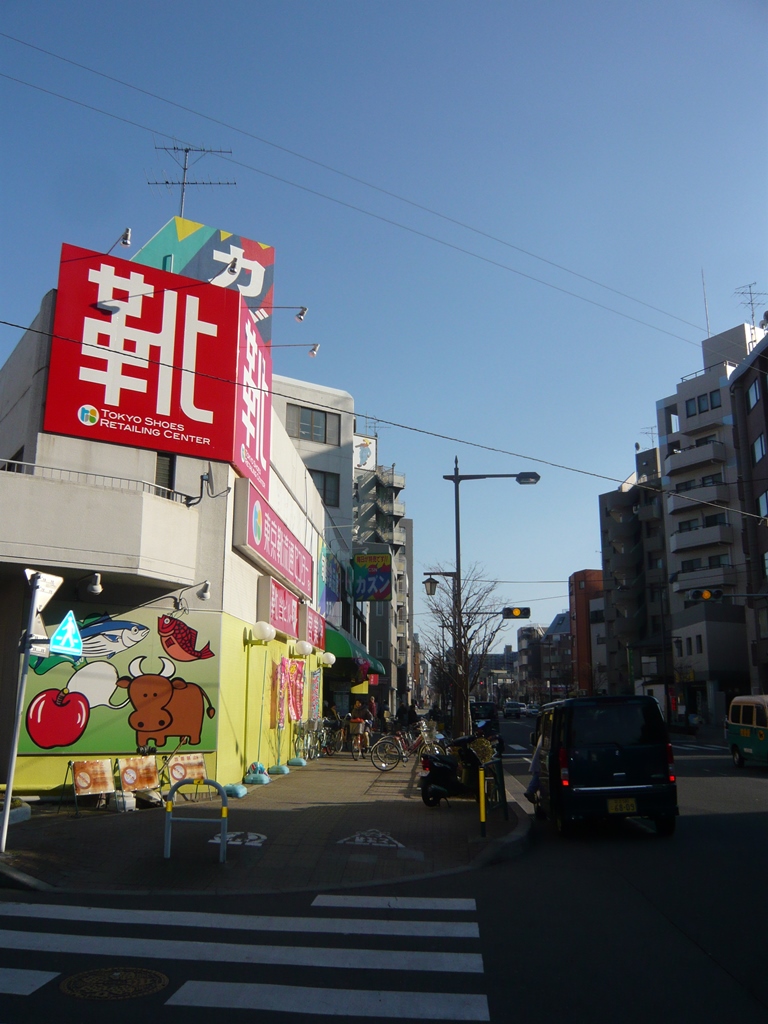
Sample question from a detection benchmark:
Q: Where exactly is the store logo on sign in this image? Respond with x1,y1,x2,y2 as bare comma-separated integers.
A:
252,500,263,545
77,405,99,426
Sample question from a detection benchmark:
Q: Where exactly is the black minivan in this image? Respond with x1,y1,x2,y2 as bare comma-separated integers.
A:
536,695,678,837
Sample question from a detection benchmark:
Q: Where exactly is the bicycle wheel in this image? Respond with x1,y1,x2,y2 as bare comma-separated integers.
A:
293,728,304,758
351,735,361,760
333,730,345,753
370,738,401,771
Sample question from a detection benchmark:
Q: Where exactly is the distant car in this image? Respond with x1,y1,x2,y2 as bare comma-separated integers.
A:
470,701,499,727
526,704,540,717
503,701,525,719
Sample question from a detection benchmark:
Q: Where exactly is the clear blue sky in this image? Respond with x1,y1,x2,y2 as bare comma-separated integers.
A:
1,2,766,648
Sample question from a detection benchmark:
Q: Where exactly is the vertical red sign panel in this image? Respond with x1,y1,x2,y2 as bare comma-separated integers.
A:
232,299,272,499
43,244,240,460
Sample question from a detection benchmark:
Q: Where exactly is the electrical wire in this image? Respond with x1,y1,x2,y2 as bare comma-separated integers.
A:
0,69,706,348
0,315,765,529
0,31,707,335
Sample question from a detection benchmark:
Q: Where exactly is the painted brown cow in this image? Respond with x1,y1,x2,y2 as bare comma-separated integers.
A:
116,657,215,749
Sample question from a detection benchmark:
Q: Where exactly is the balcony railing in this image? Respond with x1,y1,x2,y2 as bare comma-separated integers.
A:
665,440,726,476
0,459,191,503
669,523,734,553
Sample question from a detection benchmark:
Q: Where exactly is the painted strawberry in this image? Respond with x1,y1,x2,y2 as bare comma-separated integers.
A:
157,615,214,662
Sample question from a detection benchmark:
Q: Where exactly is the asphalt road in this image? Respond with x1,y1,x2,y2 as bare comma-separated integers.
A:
0,718,765,1023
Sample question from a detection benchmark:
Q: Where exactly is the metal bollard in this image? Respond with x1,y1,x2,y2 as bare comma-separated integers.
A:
163,778,228,863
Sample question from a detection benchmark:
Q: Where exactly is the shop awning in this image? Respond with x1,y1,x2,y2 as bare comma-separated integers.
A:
325,627,386,675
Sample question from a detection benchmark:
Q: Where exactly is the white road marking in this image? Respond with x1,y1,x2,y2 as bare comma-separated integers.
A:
0,903,477,938
0,966,59,995
312,895,476,911
0,929,483,973
166,980,490,1020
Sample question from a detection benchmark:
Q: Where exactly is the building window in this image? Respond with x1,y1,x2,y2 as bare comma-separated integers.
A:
758,492,768,518
695,434,716,447
685,637,693,656
678,519,698,532
685,398,697,417
763,552,768,579
704,512,727,527
752,434,766,465
747,378,761,411
376,640,384,657
286,404,341,446
710,389,722,409
708,554,729,568
155,453,176,492
681,558,702,572
701,473,723,487
759,606,768,638
698,394,709,414
674,638,683,657
695,635,703,654
309,469,340,507
675,479,696,492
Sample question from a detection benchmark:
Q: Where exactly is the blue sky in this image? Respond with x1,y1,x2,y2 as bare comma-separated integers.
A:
1,2,766,648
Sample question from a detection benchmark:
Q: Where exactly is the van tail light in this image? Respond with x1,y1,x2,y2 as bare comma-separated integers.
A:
667,743,676,783
558,746,570,787
421,756,431,772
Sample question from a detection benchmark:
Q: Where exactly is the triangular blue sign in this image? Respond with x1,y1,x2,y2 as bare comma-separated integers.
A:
49,611,83,658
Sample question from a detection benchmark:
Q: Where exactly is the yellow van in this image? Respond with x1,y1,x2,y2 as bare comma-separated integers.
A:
727,695,768,769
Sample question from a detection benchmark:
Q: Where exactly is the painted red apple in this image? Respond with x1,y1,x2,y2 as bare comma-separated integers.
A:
26,687,90,749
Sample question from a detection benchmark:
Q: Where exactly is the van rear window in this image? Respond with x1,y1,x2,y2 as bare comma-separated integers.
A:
568,703,666,746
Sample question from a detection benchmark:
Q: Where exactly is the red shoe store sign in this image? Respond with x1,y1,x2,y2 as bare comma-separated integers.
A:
44,244,272,495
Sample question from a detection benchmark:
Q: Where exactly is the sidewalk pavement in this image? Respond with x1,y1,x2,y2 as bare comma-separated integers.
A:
0,754,531,897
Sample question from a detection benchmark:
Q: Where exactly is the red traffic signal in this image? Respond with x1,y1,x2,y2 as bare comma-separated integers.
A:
502,607,531,619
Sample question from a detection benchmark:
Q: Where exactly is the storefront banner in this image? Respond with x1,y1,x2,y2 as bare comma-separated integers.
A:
277,658,288,729
310,669,321,719
318,542,343,627
287,659,305,721
300,605,325,649
352,552,392,601
44,244,240,460
257,576,299,638
234,478,313,599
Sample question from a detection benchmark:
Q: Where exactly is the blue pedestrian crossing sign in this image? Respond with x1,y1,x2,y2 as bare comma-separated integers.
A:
49,611,83,658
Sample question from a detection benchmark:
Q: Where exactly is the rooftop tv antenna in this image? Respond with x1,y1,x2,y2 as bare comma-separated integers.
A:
735,282,768,329
149,145,236,218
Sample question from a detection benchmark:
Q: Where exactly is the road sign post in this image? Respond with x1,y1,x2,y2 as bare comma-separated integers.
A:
0,570,63,853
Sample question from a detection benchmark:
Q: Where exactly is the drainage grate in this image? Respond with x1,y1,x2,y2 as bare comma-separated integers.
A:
60,967,169,1000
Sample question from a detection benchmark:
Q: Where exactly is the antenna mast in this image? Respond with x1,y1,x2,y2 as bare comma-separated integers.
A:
149,145,236,217
735,282,767,329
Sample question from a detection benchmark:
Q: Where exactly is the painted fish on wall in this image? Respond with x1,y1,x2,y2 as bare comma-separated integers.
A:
157,615,215,662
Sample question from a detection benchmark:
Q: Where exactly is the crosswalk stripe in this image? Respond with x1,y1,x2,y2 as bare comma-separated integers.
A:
0,929,483,973
166,980,490,1020
312,895,476,911
0,903,478,939
0,966,59,995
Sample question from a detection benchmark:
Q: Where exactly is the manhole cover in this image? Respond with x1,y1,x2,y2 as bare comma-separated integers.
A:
60,966,169,1000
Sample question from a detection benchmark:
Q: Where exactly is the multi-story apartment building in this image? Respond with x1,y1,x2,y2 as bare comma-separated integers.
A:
656,325,760,722
600,447,667,703
352,441,413,713
729,328,768,694
516,624,545,701
568,569,603,695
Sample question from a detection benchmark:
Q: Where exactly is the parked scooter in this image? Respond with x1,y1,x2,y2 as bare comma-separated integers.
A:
420,722,500,807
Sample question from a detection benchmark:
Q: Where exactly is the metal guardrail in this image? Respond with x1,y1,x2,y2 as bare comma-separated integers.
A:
0,459,190,504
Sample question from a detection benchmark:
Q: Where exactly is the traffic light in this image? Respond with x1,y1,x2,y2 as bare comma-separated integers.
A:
687,588,724,602
502,607,531,619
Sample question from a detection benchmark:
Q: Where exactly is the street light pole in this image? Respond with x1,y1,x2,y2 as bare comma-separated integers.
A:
443,456,540,738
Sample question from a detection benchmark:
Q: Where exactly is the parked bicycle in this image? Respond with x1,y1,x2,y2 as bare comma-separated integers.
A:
370,719,446,771
319,719,345,756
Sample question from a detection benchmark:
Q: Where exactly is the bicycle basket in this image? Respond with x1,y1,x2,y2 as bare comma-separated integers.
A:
348,720,365,735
